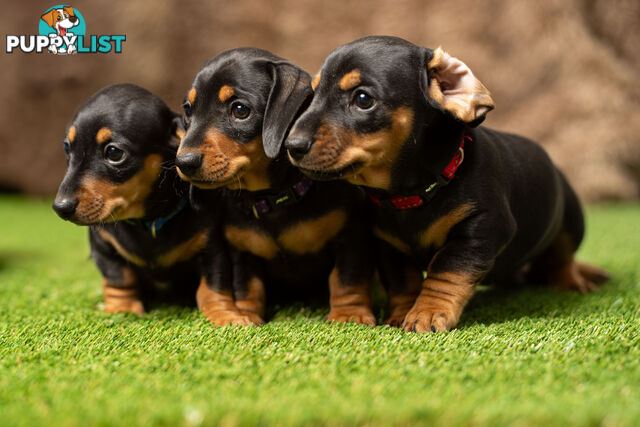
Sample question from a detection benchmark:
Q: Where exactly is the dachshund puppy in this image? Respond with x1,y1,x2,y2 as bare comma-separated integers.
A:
53,84,230,320
285,36,608,332
176,48,377,327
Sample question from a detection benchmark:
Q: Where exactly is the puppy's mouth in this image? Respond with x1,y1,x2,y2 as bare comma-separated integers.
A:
298,161,364,181
59,27,68,36
186,167,247,189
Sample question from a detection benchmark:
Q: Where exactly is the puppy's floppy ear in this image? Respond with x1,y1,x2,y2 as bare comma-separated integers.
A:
262,62,313,159
63,6,75,17
41,9,57,27
422,47,494,127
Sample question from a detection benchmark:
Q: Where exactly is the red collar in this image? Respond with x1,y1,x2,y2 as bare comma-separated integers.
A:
368,136,470,210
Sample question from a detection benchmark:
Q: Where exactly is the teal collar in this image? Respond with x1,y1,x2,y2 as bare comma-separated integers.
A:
136,195,189,238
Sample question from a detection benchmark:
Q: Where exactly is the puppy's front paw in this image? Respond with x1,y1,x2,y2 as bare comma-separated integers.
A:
238,310,266,326
400,277,474,333
202,309,261,327
401,307,457,333
103,284,145,315
328,306,376,326
104,297,145,315
384,293,418,327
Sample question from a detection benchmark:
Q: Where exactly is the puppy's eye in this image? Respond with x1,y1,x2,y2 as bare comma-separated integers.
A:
57,15,62,21
231,102,250,120
104,144,127,165
353,90,374,110
182,101,192,117
63,142,70,155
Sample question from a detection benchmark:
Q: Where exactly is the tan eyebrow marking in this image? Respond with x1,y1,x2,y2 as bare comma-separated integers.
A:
339,70,361,91
95,127,112,144
218,85,235,103
312,72,321,90
67,125,76,143
188,87,197,104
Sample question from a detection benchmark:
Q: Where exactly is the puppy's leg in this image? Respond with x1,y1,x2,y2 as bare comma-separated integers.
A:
232,251,266,325
101,266,145,315
402,210,515,332
377,242,421,327
530,177,608,292
327,229,376,326
91,233,144,315
531,232,608,293
198,245,262,327
328,268,375,326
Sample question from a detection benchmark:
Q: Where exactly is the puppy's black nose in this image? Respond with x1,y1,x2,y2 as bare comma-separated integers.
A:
69,16,78,23
52,198,78,220
285,136,312,161
175,152,203,176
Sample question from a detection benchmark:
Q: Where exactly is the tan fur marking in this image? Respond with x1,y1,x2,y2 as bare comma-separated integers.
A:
196,278,259,326
339,70,361,91
97,229,146,267
419,203,475,249
188,87,197,104
218,85,235,103
327,267,375,325
224,226,278,260
96,127,112,144
311,72,322,90
175,128,185,140
235,277,266,320
102,266,144,315
373,227,411,254
156,230,209,268
67,125,76,143
278,209,347,254
75,154,162,224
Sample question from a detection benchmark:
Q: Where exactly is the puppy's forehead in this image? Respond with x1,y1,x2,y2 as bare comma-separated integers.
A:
194,57,271,101
322,37,421,85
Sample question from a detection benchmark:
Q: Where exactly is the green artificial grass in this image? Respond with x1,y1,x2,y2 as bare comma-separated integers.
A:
0,195,638,426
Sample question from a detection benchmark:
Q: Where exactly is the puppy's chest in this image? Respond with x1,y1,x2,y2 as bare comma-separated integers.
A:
224,209,347,260
372,203,475,256
98,226,209,269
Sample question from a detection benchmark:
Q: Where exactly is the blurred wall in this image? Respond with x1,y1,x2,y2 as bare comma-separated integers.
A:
2,0,639,201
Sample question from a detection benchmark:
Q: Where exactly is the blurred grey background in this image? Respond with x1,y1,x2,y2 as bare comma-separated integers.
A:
2,0,639,201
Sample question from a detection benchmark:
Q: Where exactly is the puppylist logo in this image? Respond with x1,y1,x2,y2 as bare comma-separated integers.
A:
6,5,125,55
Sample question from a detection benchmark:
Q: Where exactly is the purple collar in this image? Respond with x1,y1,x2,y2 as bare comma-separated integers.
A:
251,177,313,218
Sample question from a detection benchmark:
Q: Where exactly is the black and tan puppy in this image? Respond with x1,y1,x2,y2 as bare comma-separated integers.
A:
175,48,377,326
285,36,609,333
53,83,230,319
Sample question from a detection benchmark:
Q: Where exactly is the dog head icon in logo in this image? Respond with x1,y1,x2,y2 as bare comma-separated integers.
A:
39,5,86,55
